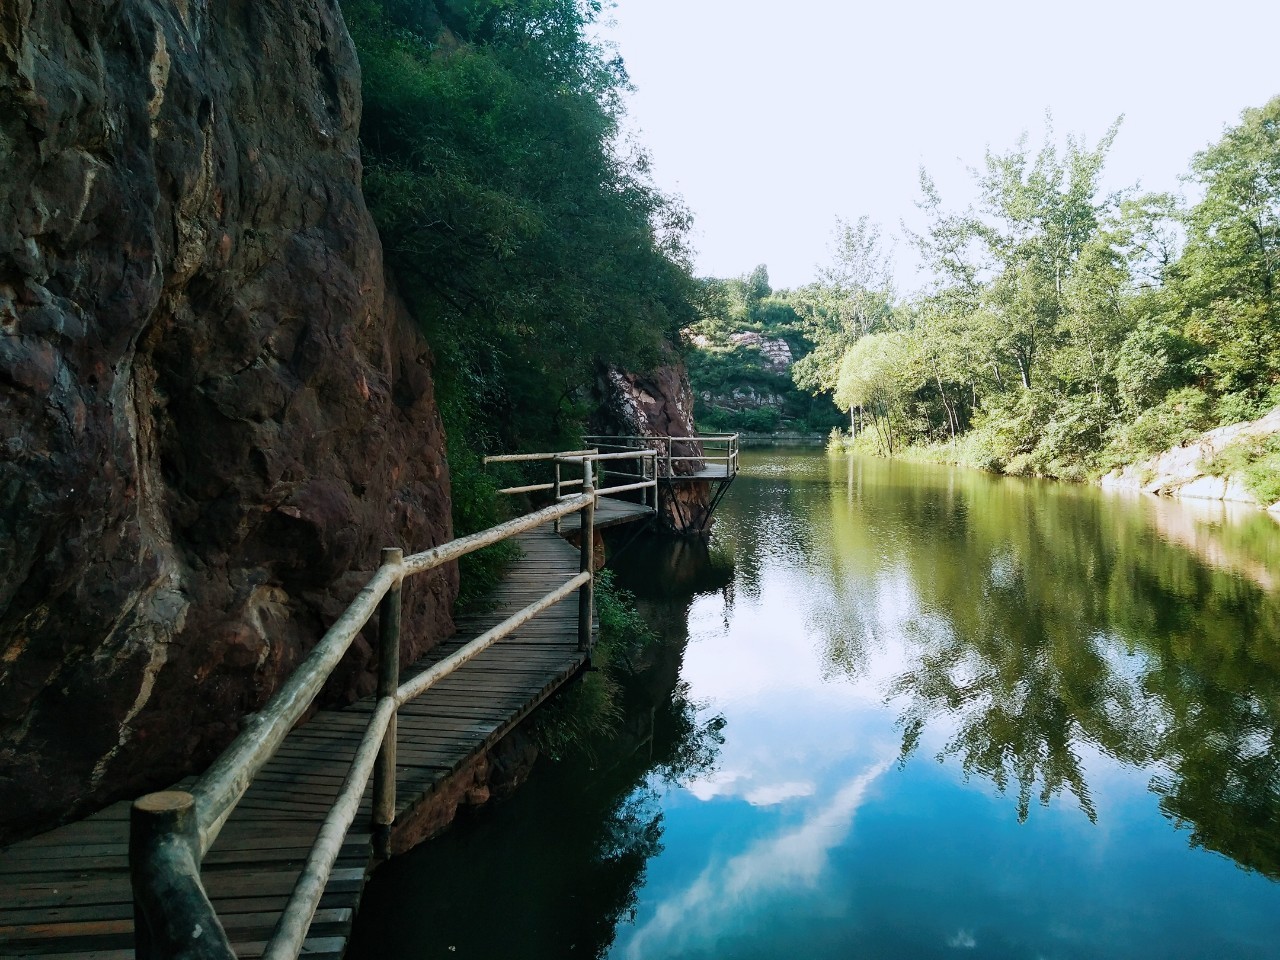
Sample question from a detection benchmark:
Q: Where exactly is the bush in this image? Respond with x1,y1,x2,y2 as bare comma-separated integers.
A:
1203,435,1280,505
1216,390,1273,427
1102,387,1215,469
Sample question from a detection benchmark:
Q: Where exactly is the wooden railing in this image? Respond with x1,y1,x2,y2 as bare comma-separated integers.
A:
582,433,740,479
128,467,601,960
484,449,660,524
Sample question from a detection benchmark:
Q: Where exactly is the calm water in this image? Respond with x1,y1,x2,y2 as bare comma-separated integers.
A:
351,449,1280,960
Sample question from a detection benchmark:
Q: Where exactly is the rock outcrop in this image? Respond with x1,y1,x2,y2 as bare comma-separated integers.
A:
1101,405,1280,512
698,384,788,414
0,0,455,841
594,358,714,533
726,331,793,373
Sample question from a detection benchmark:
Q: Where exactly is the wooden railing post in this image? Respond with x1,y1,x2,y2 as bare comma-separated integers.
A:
553,460,562,533
578,461,595,652
130,791,235,960
372,547,402,858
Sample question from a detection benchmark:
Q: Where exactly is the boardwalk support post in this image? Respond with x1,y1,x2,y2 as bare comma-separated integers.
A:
130,791,235,960
578,460,595,652
553,460,562,533
372,547,403,859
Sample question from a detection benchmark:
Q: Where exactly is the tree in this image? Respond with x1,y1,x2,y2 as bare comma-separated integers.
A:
915,118,1123,392
834,332,923,454
347,0,701,455
1175,95,1280,410
791,217,897,394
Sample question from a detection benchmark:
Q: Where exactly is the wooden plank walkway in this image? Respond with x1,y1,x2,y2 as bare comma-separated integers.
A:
558,497,654,533
0,525,590,960
682,464,734,480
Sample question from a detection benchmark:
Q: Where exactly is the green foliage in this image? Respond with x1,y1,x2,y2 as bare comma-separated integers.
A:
1203,435,1280,505
341,0,706,628
1245,448,1280,505
448,446,521,613
796,99,1280,481
696,405,783,433
1102,387,1215,467
791,217,898,395
344,0,700,464
1177,96,1280,405
685,265,843,434
534,569,658,760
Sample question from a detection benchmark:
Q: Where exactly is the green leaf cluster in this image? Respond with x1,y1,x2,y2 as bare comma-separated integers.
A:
801,97,1280,481
344,0,701,474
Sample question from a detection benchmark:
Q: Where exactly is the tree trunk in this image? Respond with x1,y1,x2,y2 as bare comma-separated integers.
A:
934,369,956,440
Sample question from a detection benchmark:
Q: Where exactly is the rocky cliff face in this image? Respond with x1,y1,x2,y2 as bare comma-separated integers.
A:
0,0,455,841
594,358,714,533
726,331,792,373
1101,405,1280,512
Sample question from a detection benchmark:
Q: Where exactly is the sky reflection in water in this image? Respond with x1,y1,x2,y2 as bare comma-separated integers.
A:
607,450,1280,960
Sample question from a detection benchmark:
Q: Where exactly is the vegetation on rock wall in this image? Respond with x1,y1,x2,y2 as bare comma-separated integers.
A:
342,0,705,601
343,0,702,528
685,266,844,433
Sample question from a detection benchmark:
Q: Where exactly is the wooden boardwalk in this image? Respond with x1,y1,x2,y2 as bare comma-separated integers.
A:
0,525,591,960
682,464,733,480
558,497,654,533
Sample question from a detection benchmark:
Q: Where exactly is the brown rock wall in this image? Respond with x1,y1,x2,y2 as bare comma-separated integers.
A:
595,357,714,533
0,0,455,841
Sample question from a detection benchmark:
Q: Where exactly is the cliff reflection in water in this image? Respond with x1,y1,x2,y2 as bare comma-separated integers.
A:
815,454,1280,877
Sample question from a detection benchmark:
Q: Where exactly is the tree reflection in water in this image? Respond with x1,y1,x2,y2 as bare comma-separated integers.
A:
815,453,1280,876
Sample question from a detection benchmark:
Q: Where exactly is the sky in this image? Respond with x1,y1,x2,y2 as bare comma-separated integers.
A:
598,0,1280,292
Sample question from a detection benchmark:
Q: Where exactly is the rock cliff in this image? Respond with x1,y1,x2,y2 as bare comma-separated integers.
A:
594,358,714,533
0,0,455,841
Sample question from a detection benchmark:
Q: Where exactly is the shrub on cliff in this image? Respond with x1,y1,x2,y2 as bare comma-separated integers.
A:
533,569,657,759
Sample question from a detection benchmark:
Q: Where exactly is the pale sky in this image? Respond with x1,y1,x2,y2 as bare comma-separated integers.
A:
601,0,1280,291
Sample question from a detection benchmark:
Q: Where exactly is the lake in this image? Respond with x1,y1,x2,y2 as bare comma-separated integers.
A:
351,448,1280,959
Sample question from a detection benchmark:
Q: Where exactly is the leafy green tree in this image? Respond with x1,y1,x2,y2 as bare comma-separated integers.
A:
347,0,701,459
791,217,897,394
974,119,1122,390
1175,95,1280,413
834,331,923,453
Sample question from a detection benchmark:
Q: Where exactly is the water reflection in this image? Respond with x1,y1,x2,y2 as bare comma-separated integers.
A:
353,449,1280,959
814,453,1280,874
348,558,727,960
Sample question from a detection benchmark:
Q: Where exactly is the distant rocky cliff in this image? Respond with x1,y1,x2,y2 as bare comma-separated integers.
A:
594,357,714,532
0,0,455,841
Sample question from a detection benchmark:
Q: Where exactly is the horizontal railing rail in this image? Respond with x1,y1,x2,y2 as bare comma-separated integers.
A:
485,448,660,523
129,468,601,960
582,433,739,480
